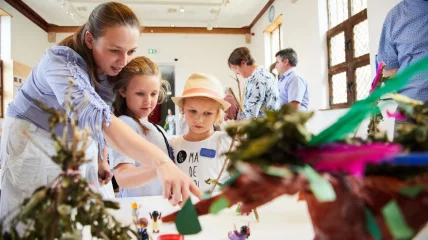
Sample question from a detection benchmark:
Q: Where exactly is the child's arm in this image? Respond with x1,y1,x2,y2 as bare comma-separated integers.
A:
114,163,157,189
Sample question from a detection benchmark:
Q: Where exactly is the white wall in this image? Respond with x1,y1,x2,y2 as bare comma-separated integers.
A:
138,34,248,99
55,33,248,98
0,1,51,68
249,0,330,110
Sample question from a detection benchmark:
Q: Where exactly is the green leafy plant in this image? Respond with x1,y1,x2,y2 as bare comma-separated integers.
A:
2,78,136,239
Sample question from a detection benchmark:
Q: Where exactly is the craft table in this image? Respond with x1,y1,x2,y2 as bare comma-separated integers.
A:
108,194,315,240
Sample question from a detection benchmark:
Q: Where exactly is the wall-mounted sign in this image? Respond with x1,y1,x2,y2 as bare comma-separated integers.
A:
148,49,158,54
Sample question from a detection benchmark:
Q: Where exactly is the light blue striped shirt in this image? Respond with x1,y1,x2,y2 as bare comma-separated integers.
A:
7,46,113,151
377,0,428,101
278,68,309,110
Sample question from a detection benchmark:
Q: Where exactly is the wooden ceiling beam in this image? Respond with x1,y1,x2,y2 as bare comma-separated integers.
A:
5,0,48,32
7,0,252,35
48,25,251,35
248,0,276,29
142,27,251,35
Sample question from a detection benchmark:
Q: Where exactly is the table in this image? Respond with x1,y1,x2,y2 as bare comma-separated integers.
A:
108,194,315,240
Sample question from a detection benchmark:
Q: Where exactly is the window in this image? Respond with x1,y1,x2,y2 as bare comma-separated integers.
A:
264,14,283,73
327,0,370,108
270,24,282,65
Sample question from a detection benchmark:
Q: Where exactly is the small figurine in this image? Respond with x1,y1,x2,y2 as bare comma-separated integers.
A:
149,210,162,233
132,202,139,223
136,217,150,240
228,223,250,240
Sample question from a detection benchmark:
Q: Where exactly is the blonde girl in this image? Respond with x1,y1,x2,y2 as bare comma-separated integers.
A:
111,56,173,197
170,73,232,193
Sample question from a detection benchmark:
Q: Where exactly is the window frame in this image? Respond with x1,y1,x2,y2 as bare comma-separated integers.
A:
327,7,370,109
264,14,283,68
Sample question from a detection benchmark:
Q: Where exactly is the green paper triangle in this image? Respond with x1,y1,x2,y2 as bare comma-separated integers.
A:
202,192,212,200
209,196,229,214
299,165,336,202
365,208,381,240
222,171,241,187
263,165,293,178
381,200,414,239
175,198,202,235
398,185,425,198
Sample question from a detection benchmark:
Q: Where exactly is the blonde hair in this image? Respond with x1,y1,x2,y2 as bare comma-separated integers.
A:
112,56,170,134
180,97,225,127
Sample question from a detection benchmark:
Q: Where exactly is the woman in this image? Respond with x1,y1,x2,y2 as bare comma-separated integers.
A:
228,47,280,119
165,109,176,136
0,2,200,222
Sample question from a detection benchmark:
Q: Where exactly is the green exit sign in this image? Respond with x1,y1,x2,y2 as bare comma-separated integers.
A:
148,49,157,54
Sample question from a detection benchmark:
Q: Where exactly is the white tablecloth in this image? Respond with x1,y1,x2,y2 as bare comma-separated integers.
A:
108,195,315,240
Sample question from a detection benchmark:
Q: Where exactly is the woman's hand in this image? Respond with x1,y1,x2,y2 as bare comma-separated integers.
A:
156,162,202,206
98,159,113,185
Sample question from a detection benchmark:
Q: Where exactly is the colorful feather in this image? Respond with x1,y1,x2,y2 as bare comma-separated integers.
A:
370,62,385,93
309,56,428,146
299,143,402,178
386,110,407,120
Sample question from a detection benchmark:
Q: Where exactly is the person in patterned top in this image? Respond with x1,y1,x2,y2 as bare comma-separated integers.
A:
228,47,280,119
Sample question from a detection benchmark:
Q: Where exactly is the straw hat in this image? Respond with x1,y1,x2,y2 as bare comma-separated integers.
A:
172,73,231,110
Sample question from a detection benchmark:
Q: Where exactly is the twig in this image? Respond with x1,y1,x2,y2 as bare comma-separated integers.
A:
210,137,236,193
228,87,243,113
253,208,260,222
62,77,75,145
353,122,362,138
230,74,244,106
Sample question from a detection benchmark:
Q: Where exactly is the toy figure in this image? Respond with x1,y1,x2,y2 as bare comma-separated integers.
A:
132,202,139,223
149,210,162,233
136,217,150,240
228,223,250,240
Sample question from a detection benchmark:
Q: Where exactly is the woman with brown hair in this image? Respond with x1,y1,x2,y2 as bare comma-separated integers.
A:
228,47,279,119
1,2,200,222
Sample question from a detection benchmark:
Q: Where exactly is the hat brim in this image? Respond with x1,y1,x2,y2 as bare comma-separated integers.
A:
172,93,231,110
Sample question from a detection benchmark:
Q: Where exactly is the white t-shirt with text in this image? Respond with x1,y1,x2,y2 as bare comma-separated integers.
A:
169,131,231,193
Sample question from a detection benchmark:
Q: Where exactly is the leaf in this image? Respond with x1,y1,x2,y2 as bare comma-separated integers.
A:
381,200,414,239
398,185,425,198
103,200,120,210
389,93,423,106
365,208,381,240
175,198,202,235
263,165,293,178
209,196,229,214
299,165,336,202
235,205,241,213
240,135,278,159
309,56,428,146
